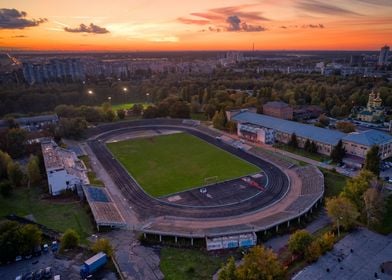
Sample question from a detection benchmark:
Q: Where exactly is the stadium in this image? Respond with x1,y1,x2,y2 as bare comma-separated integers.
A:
85,119,324,250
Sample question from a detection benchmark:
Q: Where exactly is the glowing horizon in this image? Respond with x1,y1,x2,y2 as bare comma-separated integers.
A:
0,0,391,51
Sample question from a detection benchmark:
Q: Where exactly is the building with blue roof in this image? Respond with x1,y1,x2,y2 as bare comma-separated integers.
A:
343,130,392,160
231,110,392,160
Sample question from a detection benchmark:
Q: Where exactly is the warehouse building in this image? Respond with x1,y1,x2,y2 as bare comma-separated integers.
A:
41,140,89,196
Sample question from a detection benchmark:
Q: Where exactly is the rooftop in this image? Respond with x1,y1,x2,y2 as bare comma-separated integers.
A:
233,111,346,146
343,130,392,146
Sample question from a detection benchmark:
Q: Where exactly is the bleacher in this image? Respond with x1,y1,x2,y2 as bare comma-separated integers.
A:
250,147,296,169
83,186,126,229
295,166,324,195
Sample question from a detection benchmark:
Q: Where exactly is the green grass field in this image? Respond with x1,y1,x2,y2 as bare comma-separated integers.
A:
0,187,94,242
111,102,151,111
160,247,225,280
320,168,348,197
107,133,259,197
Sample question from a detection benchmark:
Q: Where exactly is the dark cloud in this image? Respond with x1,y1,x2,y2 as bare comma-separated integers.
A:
11,35,27,38
64,23,109,34
280,26,288,29
226,16,266,32
177,17,210,25
302,23,325,28
296,0,361,16
355,0,392,6
210,6,269,21
0,8,47,29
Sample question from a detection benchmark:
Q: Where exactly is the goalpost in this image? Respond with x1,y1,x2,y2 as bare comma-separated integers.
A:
204,176,219,185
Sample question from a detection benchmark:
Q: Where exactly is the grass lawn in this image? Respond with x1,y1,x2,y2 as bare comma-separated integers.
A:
274,143,329,162
160,247,225,280
0,187,94,242
107,133,259,197
111,102,151,111
79,155,104,186
320,168,348,197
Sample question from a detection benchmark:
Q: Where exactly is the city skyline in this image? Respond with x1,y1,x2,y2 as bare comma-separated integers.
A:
0,0,391,51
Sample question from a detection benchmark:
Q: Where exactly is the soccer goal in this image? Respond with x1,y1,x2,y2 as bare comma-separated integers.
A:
204,176,219,185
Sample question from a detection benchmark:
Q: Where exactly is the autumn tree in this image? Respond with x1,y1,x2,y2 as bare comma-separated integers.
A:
305,239,322,263
92,238,114,257
236,246,285,280
326,196,360,231
363,188,385,227
288,230,314,257
212,110,227,130
116,109,126,120
336,121,356,133
364,145,380,177
0,151,12,180
218,256,237,280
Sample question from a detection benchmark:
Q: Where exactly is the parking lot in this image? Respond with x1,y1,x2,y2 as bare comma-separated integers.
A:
0,249,117,280
293,228,392,280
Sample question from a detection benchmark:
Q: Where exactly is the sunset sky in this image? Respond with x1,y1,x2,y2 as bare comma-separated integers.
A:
0,0,391,51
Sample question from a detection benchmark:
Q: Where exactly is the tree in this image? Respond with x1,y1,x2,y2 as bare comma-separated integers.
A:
305,239,322,263
341,170,375,210
364,145,380,177
218,256,237,280
0,150,12,180
116,109,126,120
91,238,113,257
226,121,237,134
19,224,42,255
131,104,143,116
27,155,42,186
331,140,346,163
304,139,312,152
363,188,385,227
236,245,285,280
6,128,27,158
326,196,360,231
105,110,116,122
318,232,335,253
57,117,88,139
7,161,24,187
61,229,80,251
336,121,355,133
288,230,314,257
318,114,330,127
288,133,298,148
143,106,159,118
0,180,12,197
212,110,227,130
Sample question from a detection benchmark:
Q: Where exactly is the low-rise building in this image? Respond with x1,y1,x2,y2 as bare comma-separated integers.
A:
263,101,293,120
232,111,392,161
41,140,89,196
0,114,59,131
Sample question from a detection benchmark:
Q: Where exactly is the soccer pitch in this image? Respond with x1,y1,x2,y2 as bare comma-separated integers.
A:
107,133,260,197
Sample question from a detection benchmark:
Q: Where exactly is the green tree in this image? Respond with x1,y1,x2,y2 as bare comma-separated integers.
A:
236,246,285,280
341,170,375,210
105,110,116,122
0,151,12,180
364,146,380,176
304,139,312,152
20,224,42,255
7,161,24,187
226,121,237,134
61,229,80,251
212,110,227,130
326,196,360,231
331,140,346,163
288,230,314,257
143,106,159,118
27,155,42,186
6,128,27,158
91,238,113,257
288,133,298,148
218,256,237,280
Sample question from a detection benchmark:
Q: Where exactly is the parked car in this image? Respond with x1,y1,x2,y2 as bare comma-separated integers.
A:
42,244,49,253
22,272,34,280
51,241,58,252
15,275,22,280
15,256,22,262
